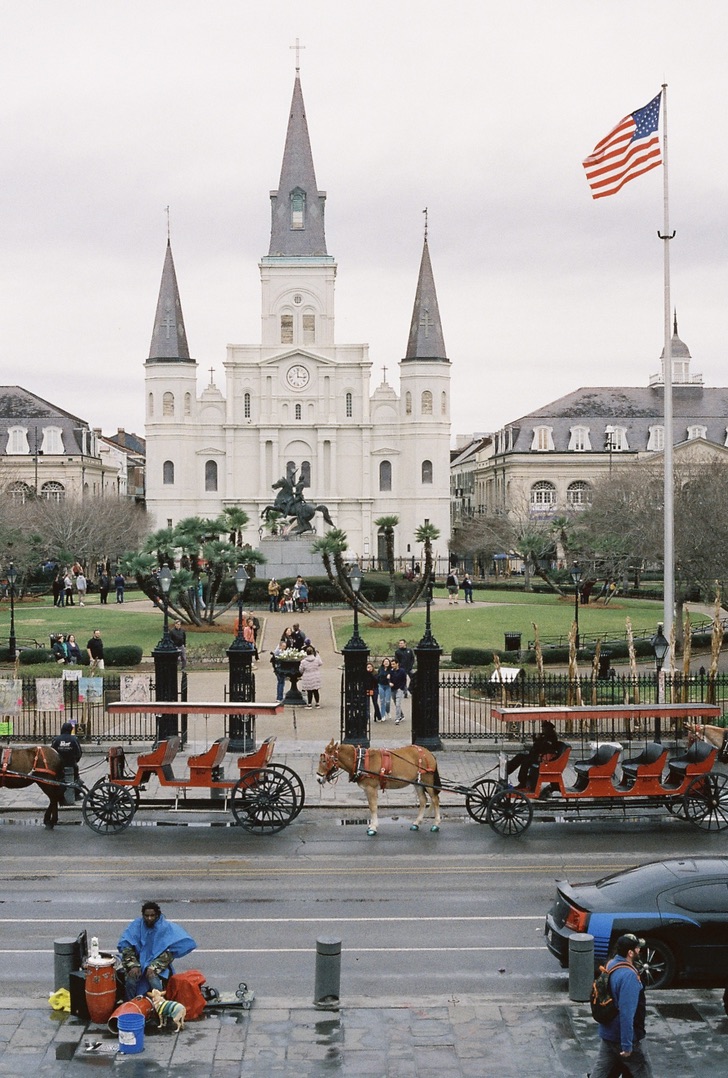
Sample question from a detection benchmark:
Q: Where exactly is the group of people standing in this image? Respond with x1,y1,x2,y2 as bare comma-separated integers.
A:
271,623,323,708
267,576,310,613
50,630,105,670
445,571,474,604
366,640,415,725
51,564,125,606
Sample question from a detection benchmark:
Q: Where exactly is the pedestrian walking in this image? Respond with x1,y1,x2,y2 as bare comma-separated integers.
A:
376,658,393,720
114,572,125,603
51,572,63,608
446,569,459,604
462,573,474,603
75,570,87,606
366,662,382,721
299,645,323,708
271,638,289,702
169,619,187,669
267,578,281,613
98,571,110,605
63,571,74,606
86,629,105,672
589,934,654,1078
394,639,415,697
389,659,408,724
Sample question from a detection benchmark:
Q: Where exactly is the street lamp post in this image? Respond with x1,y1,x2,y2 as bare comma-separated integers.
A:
153,564,179,741
570,563,582,651
413,573,443,750
227,565,255,752
342,565,370,746
651,622,670,741
6,562,18,659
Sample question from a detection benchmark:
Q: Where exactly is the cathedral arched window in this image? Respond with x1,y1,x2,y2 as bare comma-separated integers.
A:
205,460,218,492
147,393,154,418
286,461,296,482
244,392,251,419
421,459,433,484
441,391,447,415
290,187,305,229
41,481,65,502
162,391,174,417
379,460,392,492
421,390,433,415
7,481,31,503
182,392,190,417
280,314,293,344
163,460,175,485
345,392,353,418
303,313,315,344
530,481,556,508
295,403,302,420
567,481,592,507
301,460,311,486
405,391,412,415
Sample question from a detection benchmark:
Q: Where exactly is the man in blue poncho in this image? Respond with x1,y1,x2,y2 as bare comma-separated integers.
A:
118,901,196,999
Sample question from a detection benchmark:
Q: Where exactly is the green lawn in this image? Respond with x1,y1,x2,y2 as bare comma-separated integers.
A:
334,591,670,658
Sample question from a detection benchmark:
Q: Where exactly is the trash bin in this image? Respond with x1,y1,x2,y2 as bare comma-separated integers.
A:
504,632,522,652
598,650,611,679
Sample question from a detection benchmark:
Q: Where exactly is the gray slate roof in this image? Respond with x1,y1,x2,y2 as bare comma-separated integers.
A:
147,240,191,363
0,386,90,454
404,238,448,362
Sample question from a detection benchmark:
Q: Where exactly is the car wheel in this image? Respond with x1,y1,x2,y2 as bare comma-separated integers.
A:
638,938,676,989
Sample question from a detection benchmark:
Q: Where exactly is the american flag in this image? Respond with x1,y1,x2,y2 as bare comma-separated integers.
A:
583,93,662,199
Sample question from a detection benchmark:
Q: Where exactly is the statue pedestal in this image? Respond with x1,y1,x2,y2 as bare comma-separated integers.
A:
258,537,322,580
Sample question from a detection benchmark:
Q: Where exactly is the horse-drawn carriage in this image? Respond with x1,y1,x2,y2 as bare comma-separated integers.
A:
464,704,728,837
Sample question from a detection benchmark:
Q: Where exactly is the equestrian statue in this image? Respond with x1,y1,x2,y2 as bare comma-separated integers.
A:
261,470,335,536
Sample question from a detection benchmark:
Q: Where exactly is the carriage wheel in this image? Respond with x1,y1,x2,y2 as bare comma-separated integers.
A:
82,780,137,835
263,764,306,820
231,768,298,834
465,779,499,824
486,788,533,837
683,773,728,832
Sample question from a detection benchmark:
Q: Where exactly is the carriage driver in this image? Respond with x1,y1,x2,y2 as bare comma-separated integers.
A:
118,901,197,999
50,721,83,800
506,720,559,788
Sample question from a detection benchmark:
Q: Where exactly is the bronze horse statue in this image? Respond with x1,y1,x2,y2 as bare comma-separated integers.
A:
317,739,442,835
0,745,67,828
261,475,335,536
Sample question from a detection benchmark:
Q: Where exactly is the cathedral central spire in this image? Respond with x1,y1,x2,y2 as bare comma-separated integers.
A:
268,73,328,257
147,239,191,363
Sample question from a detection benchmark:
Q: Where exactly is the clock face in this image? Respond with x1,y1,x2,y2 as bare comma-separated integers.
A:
286,364,310,389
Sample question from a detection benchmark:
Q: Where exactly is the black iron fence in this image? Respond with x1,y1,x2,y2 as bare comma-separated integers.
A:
0,676,156,743
439,670,728,741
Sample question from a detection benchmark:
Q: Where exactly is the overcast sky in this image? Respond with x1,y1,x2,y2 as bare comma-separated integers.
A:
2,1,726,443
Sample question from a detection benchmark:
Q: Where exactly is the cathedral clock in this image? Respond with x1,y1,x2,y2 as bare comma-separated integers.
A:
286,364,310,389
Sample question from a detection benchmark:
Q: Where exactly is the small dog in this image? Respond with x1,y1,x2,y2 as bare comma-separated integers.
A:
147,988,186,1031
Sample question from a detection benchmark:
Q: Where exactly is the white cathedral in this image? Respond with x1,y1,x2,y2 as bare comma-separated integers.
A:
145,70,451,567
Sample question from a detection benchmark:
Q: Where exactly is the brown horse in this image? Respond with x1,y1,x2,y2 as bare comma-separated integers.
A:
0,745,67,828
687,722,728,760
317,739,441,836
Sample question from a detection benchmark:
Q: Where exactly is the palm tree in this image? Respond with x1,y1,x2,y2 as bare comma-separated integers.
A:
374,515,399,619
398,522,441,619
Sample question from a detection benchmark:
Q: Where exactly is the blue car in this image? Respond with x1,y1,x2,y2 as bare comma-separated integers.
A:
545,857,728,989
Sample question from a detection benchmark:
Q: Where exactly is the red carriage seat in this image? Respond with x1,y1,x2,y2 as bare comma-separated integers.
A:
136,737,180,784
187,738,230,784
236,735,276,775
664,741,715,789
533,742,571,795
620,742,668,791
571,744,621,794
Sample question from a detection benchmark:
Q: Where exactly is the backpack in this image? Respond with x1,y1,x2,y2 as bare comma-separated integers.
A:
166,970,208,1020
590,961,637,1024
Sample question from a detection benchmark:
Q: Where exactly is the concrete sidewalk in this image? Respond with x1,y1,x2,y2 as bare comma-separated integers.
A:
2,989,727,1077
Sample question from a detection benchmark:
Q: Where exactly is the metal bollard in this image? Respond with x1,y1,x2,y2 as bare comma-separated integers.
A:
54,936,83,991
314,937,341,1010
568,932,595,1002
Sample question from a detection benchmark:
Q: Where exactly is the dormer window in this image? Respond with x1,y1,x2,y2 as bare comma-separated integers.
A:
647,425,664,451
687,424,707,441
41,426,64,455
531,425,554,452
290,188,305,230
604,426,628,451
568,426,591,452
6,426,29,454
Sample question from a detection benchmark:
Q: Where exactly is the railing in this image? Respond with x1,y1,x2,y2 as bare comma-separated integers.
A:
526,618,720,651
438,670,728,741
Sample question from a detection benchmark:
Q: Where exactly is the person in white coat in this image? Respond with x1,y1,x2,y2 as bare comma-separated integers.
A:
298,646,323,708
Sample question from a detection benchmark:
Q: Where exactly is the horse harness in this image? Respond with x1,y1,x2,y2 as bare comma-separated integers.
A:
1,745,57,784
352,745,436,790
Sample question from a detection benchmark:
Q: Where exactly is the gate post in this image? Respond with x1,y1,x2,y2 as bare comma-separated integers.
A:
412,576,442,750
568,932,594,1002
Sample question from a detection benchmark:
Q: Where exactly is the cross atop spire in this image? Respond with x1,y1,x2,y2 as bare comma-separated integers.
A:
423,206,428,240
290,37,305,74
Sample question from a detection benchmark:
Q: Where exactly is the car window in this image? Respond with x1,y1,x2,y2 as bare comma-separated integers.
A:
671,883,728,913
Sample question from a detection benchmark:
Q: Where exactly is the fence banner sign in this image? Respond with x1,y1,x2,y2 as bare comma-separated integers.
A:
0,678,22,716
78,677,103,703
62,669,82,682
36,679,64,711
120,676,152,703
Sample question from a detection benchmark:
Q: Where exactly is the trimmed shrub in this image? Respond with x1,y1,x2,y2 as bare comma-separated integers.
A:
18,648,56,666
105,645,143,667
451,646,494,667
0,647,11,663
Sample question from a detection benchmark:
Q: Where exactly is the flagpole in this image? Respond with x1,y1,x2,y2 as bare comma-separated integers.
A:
659,82,675,635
